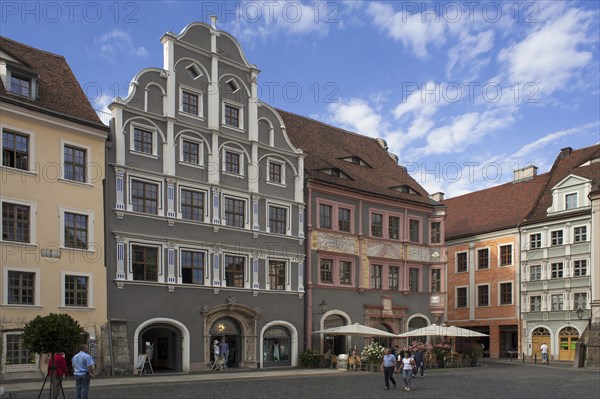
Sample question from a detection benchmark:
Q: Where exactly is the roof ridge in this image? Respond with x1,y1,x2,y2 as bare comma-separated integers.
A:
445,171,550,202
523,153,562,222
0,36,65,59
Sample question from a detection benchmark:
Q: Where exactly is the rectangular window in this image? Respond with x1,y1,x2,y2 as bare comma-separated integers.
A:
182,90,199,115
224,104,240,127
181,189,204,222
131,245,158,281
565,193,577,209
131,180,158,214
409,267,419,292
551,262,564,279
10,74,31,97
340,261,352,285
409,219,420,242
7,271,35,305
530,296,542,312
477,248,489,269
182,140,200,164
574,260,587,277
371,213,383,237
269,260,286,290
224,197,245,228
389,266,399,291
500,245,512,266
181,250,204,284
477,285,489,307
224,151,240,175
574,227,587,243
500,282,512,305
338,208,351,233
457,287,468,308
225,255,245,287
269,205,287,234
319,204,332,229
456,252,468,272
64,212,88,249
551,230,563,246
63,145,86,182
389,216,400,240
2,202,30,242
430,222,441,243
530,233,541,249
268,162,282,184
371,265,382,289
551,294,563,311
530,265,541,281
320,259,333,283
574,293,587,310
64,275,88,307
2,130,29,170
6,334,35,366
133,128,153,154
431,269,441,292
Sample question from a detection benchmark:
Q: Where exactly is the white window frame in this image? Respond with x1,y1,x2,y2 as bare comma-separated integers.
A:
456,285,468,309
0,196,37,245
127,240,163,282
222,252,250,289
185,63,203,80
60,139,92,185
178,184,209,223
573,225,587,243
129,123,158,158
550,292,564,311
476,247,490,270
6,68,38,99
221,99,244,131
266,158,286,186
572,257,588,277
529,295,542,312
2,331,39,373
455,250,468,273
266,201,292,235
178,84,204,119
408,216,423,243
498,244,513,267
222,147,245,177
221,191,250,229
529,232,542,249
0,124,36,173
266,257,290,291
564,192,578,210
2,266,41,306
60,271,93,308
498,281,513,306
529,264,542,281
126,174,164,216
550,229,563,246
573,290,588,310
178,135,205,167
476,283,490,307
178,247,208,285
59,206,95,252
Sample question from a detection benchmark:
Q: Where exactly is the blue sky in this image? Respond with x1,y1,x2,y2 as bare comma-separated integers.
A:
2,1,599,197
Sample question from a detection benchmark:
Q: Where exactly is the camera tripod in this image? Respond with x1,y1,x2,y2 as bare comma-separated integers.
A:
38,356,66,399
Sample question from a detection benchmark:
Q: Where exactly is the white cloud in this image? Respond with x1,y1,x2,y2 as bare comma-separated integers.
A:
366,2,446,59
498,7,596,95
325,98,384,138
94,29,148,64
446,30,494,79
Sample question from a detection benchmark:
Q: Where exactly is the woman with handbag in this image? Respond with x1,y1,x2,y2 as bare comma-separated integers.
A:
400,351,416,391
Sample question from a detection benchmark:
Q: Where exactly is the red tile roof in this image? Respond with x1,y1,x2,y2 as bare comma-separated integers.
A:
279,109,435,207
0,36,105,128
524,144,600,224
444,173,549,240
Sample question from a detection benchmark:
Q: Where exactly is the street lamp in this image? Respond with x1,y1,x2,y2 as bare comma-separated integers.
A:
319,299,328,314
576,307,584,320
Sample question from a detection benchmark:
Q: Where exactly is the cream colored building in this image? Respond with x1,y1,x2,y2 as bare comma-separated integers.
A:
0,36,108,378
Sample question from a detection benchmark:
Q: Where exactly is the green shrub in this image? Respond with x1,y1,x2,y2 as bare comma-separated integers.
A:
299,349,322,368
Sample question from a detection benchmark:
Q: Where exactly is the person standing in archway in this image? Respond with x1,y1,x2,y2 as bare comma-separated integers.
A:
540,342,549,364
219,338,229,368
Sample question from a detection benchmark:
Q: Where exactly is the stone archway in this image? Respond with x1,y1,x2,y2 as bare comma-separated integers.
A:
531,327,551,359
201,296,260,369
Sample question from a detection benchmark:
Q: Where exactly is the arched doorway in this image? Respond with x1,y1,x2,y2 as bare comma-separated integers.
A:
558,326,579,361
210,317,240,368
407,317,428,345
324,314,347,355
139,323,182,372
531,327,550,360
262,325,292,367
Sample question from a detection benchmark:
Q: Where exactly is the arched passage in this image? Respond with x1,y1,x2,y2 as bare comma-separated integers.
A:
133,318,190,372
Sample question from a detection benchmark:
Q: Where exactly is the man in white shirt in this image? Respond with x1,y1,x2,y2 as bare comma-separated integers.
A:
540,343,549,364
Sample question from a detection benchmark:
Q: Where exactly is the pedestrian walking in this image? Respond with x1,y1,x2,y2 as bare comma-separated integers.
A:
400,351,416,391
413,348,425,378
380,348,397,390
540,342,549,364
219,339,229,368
72,344,95,399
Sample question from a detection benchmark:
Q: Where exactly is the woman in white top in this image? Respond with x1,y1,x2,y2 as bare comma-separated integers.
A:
400,351,416,391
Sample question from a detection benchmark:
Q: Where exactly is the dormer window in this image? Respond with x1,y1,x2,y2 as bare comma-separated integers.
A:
341,156,369,167
10,74,31,97
390,185,417,194
565,193,577,210
320,168,350,179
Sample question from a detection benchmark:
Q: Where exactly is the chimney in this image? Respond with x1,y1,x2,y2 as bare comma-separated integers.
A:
429,192,444,202
560,147,573,159
513,165,538,182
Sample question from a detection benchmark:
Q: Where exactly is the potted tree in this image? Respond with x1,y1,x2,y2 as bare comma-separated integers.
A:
361,342,385,371
462,343,483,367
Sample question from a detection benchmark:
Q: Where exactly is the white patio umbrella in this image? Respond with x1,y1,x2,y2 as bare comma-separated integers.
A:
314,323,397,337
396,324,489,338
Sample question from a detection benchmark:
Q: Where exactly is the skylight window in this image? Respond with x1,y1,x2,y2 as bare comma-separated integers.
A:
341,156,369,167
320,168,351,179
390,185,417,194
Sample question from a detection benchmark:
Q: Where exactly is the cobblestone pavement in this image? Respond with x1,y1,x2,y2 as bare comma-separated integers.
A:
7,360,600,399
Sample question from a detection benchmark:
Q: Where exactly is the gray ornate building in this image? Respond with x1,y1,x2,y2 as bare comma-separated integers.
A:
104,22,305,372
